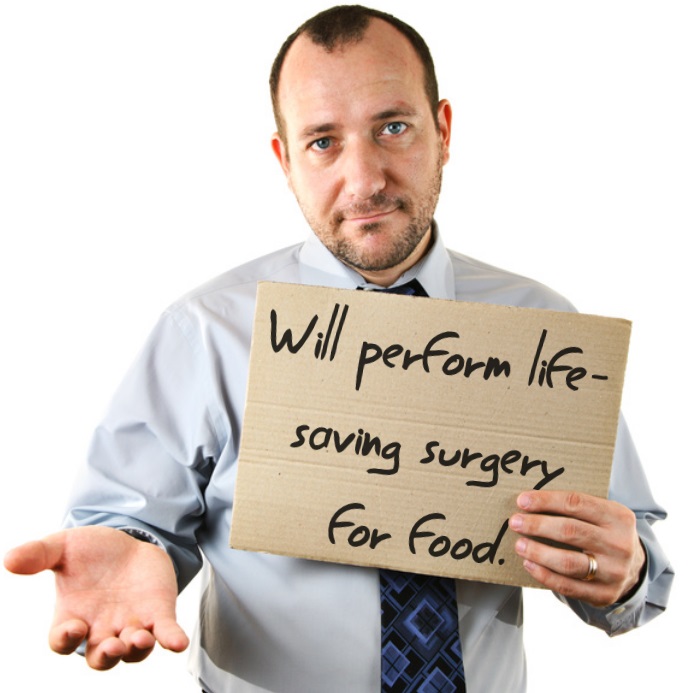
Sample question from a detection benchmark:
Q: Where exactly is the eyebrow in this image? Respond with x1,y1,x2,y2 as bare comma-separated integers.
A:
299,123,339,140
298,107,421,141
372,107,418,121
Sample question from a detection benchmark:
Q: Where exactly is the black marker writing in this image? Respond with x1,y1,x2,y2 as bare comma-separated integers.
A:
355,331,510,391
270,303,348,361
328,503,392,548
409,514,509,565
291,423,401,475
420,441,565,490
528,328,609,390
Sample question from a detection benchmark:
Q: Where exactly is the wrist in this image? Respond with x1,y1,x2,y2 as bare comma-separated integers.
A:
617,540,647,603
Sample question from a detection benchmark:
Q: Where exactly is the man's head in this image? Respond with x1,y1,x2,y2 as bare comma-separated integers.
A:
270,6,440,144
270,5,452,285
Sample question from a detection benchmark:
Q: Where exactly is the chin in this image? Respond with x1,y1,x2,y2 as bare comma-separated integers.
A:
347,247,410,273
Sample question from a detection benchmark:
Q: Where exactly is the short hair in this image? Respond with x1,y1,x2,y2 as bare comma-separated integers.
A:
270,5,440,142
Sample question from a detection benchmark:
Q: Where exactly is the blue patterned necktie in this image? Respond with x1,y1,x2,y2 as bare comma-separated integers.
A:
366,279,466,692
380,570,465,691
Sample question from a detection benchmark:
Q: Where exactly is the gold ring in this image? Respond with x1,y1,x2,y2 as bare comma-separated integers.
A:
582,552,598,581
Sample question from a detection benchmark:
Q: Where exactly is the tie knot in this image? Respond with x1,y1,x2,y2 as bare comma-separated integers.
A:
365,279,428,297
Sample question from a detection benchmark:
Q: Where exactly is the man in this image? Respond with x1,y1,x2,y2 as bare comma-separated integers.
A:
4,5,672,692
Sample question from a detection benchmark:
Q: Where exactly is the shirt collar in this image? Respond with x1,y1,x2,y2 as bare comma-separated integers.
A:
298,221,455,300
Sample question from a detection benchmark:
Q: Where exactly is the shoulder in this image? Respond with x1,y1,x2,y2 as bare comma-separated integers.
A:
447,248,577,313
148,243,304,342
182,243,303,303
166,243,303,314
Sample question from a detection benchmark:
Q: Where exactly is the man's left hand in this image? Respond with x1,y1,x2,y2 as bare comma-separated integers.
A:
510,490,646,607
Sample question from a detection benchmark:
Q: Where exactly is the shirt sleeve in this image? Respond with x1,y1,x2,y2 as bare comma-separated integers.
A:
63,307,223,591
557,413,674,635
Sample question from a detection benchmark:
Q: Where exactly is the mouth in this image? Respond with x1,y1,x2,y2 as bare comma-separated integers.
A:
341,202,402,225
335,195,406,228
345,209,397,224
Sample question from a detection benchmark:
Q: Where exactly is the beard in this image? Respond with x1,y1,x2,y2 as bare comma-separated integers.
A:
299,148,444,273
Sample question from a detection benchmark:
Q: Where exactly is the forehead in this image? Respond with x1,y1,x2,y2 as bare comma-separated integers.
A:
277,19,428,137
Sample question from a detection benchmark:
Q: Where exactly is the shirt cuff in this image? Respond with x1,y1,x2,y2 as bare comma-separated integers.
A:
120,526,167,549
560,548,650,636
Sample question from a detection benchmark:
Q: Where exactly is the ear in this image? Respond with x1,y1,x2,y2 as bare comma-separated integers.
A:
271,133,291,178
436,99,453,165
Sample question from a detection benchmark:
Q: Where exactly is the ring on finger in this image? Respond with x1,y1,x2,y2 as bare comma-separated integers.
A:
582,552,598,581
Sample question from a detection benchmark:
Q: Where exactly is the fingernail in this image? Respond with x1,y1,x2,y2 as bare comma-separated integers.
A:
509,514,523,530
517,493,532,509
515,538,527,554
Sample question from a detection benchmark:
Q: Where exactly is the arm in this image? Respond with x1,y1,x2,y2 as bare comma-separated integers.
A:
64,307,222,589
6,306,225,666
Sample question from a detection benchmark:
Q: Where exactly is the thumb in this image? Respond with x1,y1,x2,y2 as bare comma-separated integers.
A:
153,617,190,653
4,534,66,575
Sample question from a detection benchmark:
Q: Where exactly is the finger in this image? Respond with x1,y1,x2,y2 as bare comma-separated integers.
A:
519,557,614,607
84,620,186,669
85,616,187,666
517,491,605,525
4,535,66,575
510,511,599,553
48,618,89,655
515,537,599,582
84,635,128,671
152,617,189,653
118,625,156,663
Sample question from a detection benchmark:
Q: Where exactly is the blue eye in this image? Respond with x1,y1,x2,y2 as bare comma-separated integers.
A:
383,122,407,135
312,137,332,150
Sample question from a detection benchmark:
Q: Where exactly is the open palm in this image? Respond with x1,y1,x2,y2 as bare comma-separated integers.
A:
4,526,189,670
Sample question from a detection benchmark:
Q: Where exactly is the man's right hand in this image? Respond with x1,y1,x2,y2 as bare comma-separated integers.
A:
4,526,189,670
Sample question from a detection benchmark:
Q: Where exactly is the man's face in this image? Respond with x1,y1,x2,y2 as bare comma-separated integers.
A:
272,19,452,284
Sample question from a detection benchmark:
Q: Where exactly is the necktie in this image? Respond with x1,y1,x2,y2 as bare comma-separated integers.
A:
380,570,465,692
359,278,427,297
366,279,466,692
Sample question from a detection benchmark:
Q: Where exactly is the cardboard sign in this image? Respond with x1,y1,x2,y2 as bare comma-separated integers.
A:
230,282,631,588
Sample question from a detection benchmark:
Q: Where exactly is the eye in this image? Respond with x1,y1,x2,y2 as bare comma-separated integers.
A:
310,137,332,151
382,122,408,136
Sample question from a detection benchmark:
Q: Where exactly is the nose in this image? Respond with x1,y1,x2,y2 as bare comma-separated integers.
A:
341,138,387,200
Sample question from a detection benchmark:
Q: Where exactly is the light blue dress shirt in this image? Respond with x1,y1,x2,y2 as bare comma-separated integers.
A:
65,226,673,692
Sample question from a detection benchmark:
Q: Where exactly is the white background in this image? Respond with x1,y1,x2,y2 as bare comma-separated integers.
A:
1,1,690,690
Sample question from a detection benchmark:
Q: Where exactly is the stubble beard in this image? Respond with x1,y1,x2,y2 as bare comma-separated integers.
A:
301,150,444,273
